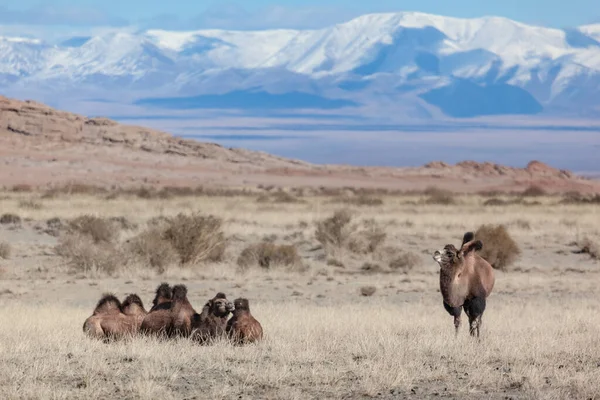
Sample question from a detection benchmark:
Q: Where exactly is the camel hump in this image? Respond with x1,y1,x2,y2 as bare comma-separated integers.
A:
172,284,188,300
122,294,145,310
93,293,122,314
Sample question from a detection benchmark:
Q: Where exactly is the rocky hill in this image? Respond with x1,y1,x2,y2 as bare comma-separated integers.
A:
0,95,598,193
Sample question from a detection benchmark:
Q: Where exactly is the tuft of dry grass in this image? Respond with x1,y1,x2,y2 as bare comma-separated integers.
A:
0,213,21,225
68,215,118,244
360,285,377,296
0,242,10,259
162,213,226,265
54,235,122,274
331,194,384,207
474,224,522,271
315,209,354,249
126,228,178,272
575,237,599,260
237,242,303,271
521,184,547,197
423,187,456,205
18,199,43,210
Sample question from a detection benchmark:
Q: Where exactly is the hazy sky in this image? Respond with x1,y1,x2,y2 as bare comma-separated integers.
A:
0,0,598,32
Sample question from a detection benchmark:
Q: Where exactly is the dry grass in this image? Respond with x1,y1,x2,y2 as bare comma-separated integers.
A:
162,213,226,265
237,242,303,271
1,188,600,398
1,296,600,399
0,242,10,259
474,224,522,271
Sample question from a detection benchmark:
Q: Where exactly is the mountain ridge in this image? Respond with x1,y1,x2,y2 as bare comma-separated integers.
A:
1,94,598,194
2,11,600,118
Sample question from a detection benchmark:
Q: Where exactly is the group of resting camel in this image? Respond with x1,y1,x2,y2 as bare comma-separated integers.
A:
83,231,495,342
83,283,263,345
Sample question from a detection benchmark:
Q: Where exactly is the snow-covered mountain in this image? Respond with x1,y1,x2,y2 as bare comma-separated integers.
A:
2,12,600,119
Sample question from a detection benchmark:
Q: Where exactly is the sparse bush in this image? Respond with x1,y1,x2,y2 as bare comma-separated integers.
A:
316,210,387,255
332,195,384,207
315,209,354,249
0,242,11,259
68,215,117,243
54,234,122,274
560,193,600,205
0,213,21,225
11,184,32,193
423,187,456,205
347,222,386,254
237,242,303,271
126,228,177,272
483,198,509,206
360,286,377,296
374,246,421,273
326,258,345,268
18,199,43,210
45,217,64,237
521,185,547,197
360,263,384,273
575,237,599,260
162,213,226,265
474,224,522,271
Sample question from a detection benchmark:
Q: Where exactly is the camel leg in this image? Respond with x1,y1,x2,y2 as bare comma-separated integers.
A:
464,297,486,338
443,302,463,336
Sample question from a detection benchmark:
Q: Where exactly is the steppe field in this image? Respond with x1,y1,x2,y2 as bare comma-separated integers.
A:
1,185,599,400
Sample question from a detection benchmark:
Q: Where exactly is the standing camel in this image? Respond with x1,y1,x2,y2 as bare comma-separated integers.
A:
433,232,495,337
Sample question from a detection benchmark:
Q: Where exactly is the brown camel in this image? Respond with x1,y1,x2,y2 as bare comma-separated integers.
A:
191,292,234,344
140,283,198,338
140,283,174,337
226,298,263,345
83,293,148,340
433,232,495,338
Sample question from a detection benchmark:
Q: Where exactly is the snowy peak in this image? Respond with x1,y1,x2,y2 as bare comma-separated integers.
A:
1,11,600,118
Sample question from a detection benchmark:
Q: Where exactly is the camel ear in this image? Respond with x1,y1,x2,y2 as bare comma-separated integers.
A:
461,232,474,247
462,239,483,255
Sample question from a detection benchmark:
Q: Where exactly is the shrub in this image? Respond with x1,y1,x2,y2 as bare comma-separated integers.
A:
54,234,121,274
68,215,117,243
18,199,42,210
126,228,178,272
237,242,303,271
473,224,521,271
11,184,32,193
521,185,547,197
423,187,456,205
347,223,386,254
162,213,226,265
0,213,21,225
315,209,354,249
332,195,384,207
360,286,377,296
575,237,599,260
388,251,421,272
0,242,11,259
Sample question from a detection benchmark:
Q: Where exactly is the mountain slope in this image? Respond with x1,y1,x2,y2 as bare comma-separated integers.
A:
1,94,598,194
1,12,600,118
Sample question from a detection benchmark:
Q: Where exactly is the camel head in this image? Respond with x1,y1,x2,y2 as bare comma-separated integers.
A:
232,298,250,313
121,294,147,317
207,292,234,317
433,232,483,272
152,283,172,308
172,284,188,301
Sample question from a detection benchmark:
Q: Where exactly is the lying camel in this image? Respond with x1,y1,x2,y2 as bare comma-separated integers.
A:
226,298,263,345
83,293,147,340
140,283,197,338
191,292,235,344
433,232,495,337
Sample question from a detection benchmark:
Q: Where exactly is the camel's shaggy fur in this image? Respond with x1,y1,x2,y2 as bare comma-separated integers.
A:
83,293,148,340
226,298,263,345
433,232,495,337
140,283,174,337
140,283,198,338
150,282,172,311
191,292,234,344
